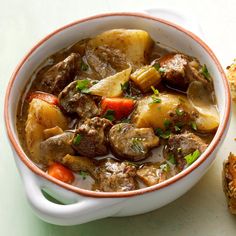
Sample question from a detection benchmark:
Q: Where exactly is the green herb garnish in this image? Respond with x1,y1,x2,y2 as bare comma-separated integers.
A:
121,118,131,123
176,108,184,116
184,149,201,166
103,109,115,121
164,119,171,129
167,153,176,165
191,122,197,131
80,60,89,71
160,163,170,172
79,171,87,180
76,79,90,93
159,67,166,73
150,95,162,104
174,125,181,132
155,128,171,139
151,86,159,95
121,81,129,92
131,138,145,154
73,134,82,145
201,64,211,81
153,63,160,71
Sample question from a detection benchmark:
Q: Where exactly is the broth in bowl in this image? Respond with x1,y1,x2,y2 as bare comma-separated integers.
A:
16,29,219,192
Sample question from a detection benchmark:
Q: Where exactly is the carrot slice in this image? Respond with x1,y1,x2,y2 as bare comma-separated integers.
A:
48,162,74,184
101,98,135,120
28,91,59,106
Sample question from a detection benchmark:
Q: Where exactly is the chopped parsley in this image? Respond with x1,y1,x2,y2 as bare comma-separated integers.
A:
150,86,161,104
191,122,197,131
153,63,166,73
79,171,87,180
176,108,184,116
73,134,82,145
80,60,89,71
200,64,211,81
160,163,170,172
184,149,201,166
155,128,171,139
103,109,115,121
164,119,171,129
159,67,166,73
76,79,90,93
151,86,159,95
131,138,145,154
174,125,181,132
167,153,176,165
121,81,129,92
153,63,160,71
150,95,162,104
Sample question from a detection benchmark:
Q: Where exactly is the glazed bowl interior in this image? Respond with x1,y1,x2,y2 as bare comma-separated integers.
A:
6,13,229,197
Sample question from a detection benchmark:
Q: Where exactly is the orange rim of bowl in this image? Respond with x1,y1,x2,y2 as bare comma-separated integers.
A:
4,12,231,198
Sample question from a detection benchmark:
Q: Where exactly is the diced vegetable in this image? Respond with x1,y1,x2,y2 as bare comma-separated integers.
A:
101,98,135,120
132,93,192,129
48,162,74,184
130,66,161,92
89,66,132,97
87,29,154,68
28,91,59,106
25,99,67,163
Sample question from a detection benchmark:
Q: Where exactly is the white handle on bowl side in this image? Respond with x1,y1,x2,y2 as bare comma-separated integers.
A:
16,157,125,226
142,8,204,39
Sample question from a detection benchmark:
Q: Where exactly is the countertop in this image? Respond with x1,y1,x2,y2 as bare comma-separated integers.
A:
1,0,236,235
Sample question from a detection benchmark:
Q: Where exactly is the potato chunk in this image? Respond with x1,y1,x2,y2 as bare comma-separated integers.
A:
132,93,192,129
25,99,67,163
87,29,154,69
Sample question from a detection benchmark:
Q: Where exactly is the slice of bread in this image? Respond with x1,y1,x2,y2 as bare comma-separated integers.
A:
223,153,236,214
227,60,236,102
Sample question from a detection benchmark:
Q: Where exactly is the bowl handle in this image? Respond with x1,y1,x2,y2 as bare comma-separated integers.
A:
16,157,125,226
142,7,204,38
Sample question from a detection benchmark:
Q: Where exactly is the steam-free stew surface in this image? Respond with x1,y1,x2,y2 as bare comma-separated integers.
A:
16,29,219,192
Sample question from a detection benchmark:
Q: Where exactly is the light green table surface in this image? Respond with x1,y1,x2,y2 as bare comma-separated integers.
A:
1,0,236,235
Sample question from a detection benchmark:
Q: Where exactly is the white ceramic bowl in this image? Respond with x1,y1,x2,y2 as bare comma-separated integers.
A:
4,11,231,225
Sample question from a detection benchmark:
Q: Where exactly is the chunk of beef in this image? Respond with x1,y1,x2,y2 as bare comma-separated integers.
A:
72,117,112,158
167,132,208,169
40,53,81,95
39,132,75,165
85,45,128,79
62,154,96,176
223,153,236,214
159,53,211,91
137,163,177,186
58,81,99,118
109,123,159,161
94,158,137,192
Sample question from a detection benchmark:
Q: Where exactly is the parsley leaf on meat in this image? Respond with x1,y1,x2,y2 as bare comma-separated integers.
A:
73,134,82,145
103,109,115,121
184,149,201,166
76,79,90,94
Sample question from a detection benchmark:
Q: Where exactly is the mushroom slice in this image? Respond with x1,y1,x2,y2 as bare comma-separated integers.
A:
187,81,219,132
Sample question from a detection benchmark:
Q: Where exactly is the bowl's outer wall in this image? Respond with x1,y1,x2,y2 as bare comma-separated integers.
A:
5,13,230,225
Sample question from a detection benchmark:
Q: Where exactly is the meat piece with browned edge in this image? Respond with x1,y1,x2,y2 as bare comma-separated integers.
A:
58,81,99,118
40,53,81,95
137,163,177,186
109,123,159,161
94,158,137,192
39,132,75,165
167,131,208,169
159,53,211,91
72,117,112,158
